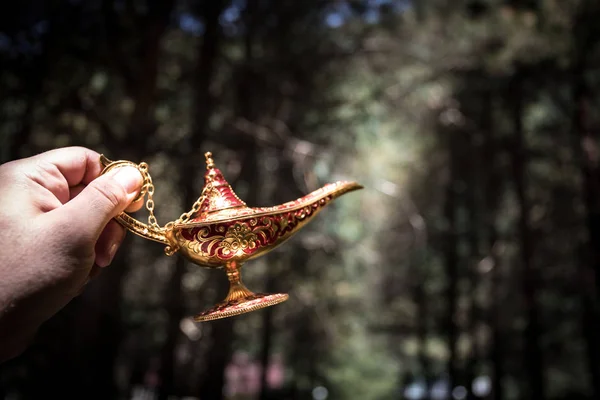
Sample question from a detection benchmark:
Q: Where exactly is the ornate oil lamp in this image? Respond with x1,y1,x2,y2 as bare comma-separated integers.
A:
99,152,362,321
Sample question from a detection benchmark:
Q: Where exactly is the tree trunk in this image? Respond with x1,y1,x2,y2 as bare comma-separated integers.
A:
480,88,505,400
259,152,300,399
7,0,60,160
571,51,600,400
443,129,459,391
259,271,276,400
508,72,545,400
157,256,187,400
127,0,175,141
415,261,431,395
465,128,481,399
78,247,131,399
158,1,226,398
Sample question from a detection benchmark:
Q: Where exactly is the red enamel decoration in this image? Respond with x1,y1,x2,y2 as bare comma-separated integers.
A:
99,151,362,322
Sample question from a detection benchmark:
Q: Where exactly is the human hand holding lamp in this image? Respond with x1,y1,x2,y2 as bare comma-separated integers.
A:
99,151,363,321
0,147,144,362
0,146,361,362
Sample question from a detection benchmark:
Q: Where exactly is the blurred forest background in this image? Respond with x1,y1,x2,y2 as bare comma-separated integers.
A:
1,0,600,399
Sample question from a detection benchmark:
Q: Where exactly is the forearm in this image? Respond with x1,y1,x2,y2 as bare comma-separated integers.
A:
0,264,60,362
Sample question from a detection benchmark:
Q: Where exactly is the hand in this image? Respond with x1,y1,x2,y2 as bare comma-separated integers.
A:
0,146,143,362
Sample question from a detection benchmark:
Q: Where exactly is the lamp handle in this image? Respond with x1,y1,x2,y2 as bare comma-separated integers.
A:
99,155,169,245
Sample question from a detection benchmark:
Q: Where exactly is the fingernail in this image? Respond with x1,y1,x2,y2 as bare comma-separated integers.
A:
108,243,119,264
112,166,143,195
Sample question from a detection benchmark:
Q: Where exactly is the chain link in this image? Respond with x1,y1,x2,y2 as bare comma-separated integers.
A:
170,183,212,227
135,162,210,230
136,162,161,229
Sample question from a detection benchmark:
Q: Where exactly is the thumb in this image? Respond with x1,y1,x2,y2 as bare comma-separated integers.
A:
57,166,143,242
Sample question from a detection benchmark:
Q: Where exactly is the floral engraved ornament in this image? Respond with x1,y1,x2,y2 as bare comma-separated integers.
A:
98,151,362,321
220,222,257,256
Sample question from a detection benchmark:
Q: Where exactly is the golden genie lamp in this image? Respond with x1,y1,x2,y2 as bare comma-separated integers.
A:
99,152,362,322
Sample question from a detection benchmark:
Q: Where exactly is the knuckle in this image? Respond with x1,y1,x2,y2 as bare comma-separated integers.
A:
19,159,65,190
35,160,62,180
33,160,67,191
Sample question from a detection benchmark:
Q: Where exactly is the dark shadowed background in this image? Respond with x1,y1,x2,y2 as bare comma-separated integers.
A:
1,0,600,399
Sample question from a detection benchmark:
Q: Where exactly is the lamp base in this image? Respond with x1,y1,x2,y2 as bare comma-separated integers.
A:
193,260,288,322
193,292,289,322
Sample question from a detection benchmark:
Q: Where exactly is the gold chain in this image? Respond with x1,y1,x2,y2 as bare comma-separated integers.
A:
135,162,211,230
173,184,211,225
136,162,160,229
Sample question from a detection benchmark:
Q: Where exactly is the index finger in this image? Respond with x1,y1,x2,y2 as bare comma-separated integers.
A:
27,146,104,187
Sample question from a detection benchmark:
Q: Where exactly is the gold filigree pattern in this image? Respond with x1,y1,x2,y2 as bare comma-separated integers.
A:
175,193,337,269
221,223,258,256
99,150,362,322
